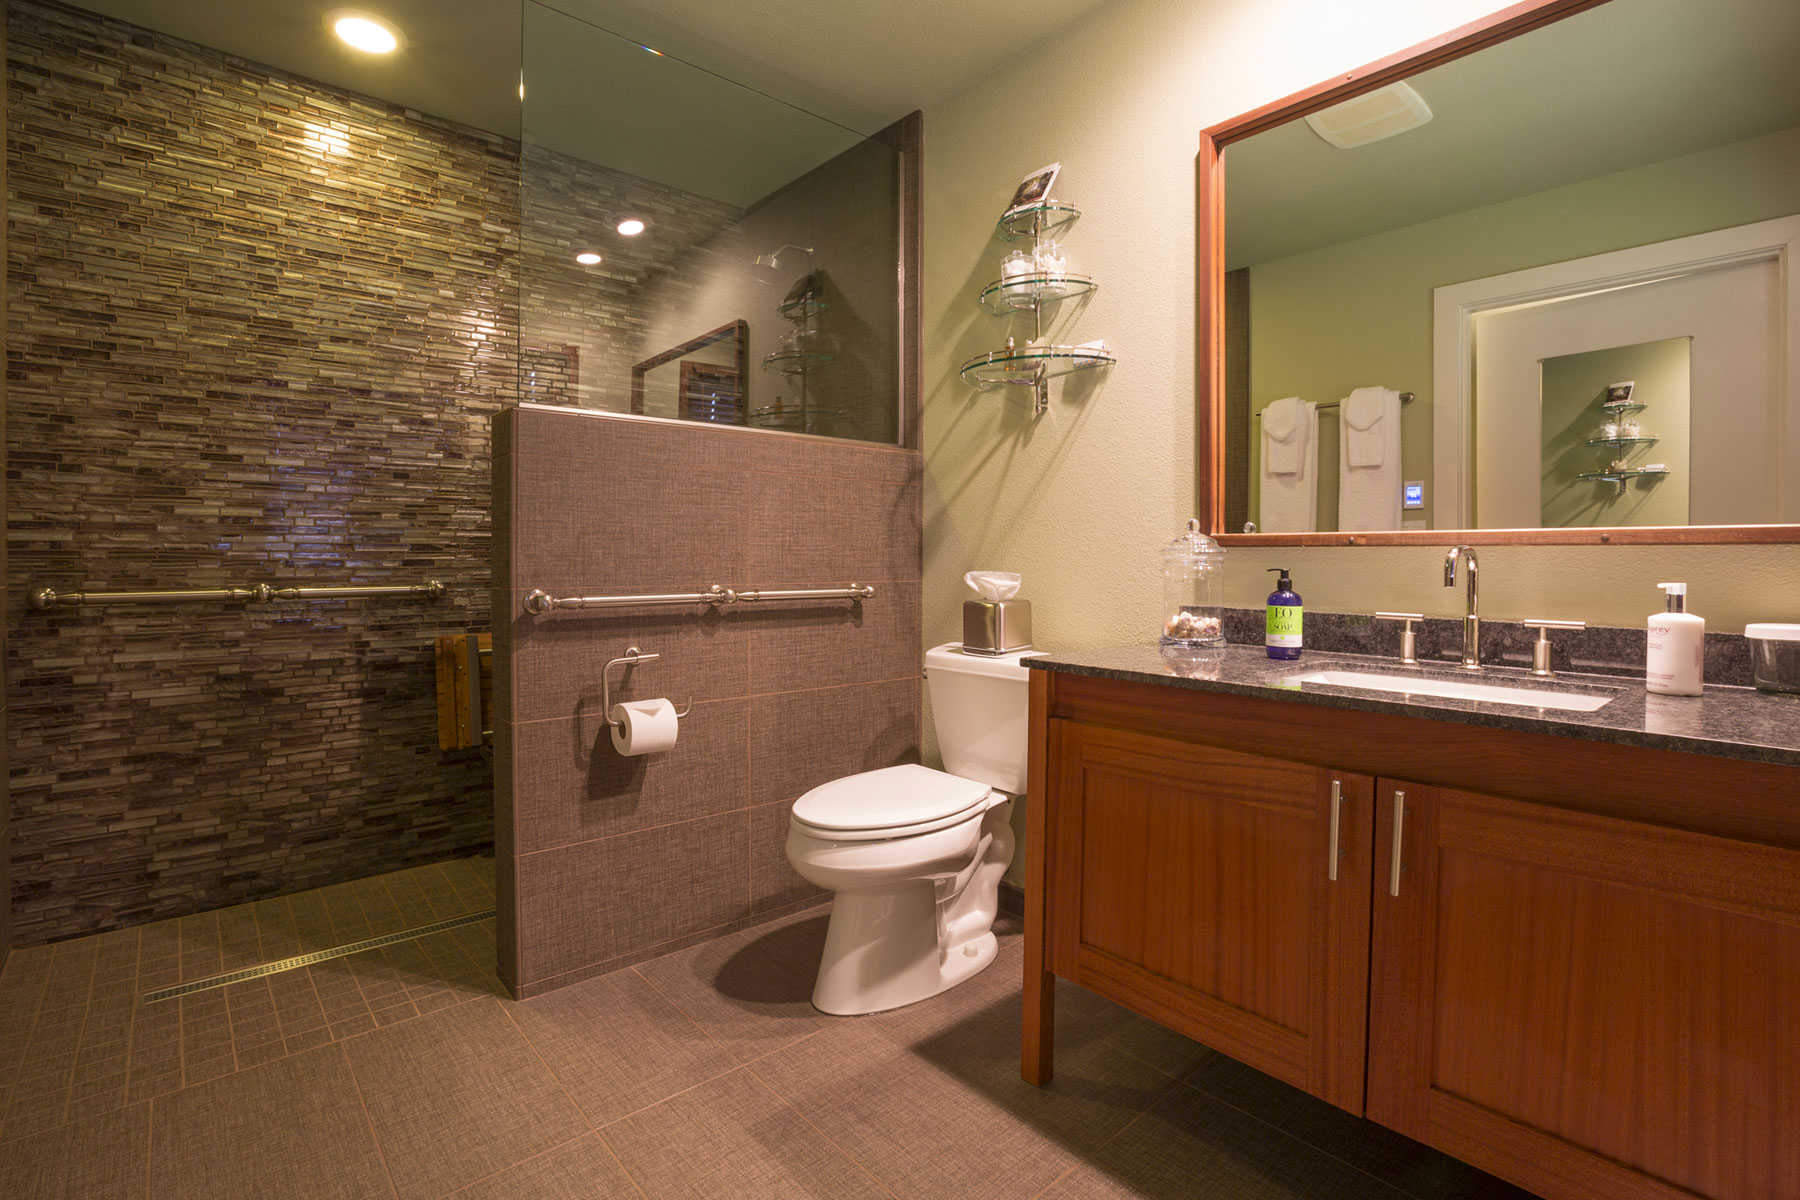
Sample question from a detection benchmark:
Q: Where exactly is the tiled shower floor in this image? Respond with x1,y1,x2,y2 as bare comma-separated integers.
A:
0,874,1538,1199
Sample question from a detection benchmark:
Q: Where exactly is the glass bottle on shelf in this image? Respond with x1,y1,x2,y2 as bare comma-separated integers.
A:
1161,519,1227,647
1001,249,1033,288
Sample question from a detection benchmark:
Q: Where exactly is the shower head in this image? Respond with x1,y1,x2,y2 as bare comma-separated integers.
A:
753,244,814,283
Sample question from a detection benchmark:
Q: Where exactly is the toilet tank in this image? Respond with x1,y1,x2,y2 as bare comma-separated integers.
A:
924,642,1040,793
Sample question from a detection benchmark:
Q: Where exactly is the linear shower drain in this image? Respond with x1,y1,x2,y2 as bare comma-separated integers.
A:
140,908,496,1004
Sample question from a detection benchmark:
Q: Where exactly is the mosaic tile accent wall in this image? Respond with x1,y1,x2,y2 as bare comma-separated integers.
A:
493,405,924,998
4,1,514,945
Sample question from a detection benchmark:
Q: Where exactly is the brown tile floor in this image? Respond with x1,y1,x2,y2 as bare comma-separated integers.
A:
0,858,499,1145
0,881,1543,1199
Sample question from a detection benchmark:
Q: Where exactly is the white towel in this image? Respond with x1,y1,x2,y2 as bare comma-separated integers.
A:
1338,387,1402,530
1261,396,1307,474
1259,400,1318,532
1341,386,1394,468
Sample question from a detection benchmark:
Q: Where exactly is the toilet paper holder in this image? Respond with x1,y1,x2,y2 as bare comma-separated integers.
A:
602,647,694,727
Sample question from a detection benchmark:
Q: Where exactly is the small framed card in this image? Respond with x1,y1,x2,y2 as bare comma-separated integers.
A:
1005,162,1060,215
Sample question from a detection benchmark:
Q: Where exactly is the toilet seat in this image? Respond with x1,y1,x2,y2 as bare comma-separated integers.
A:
792,764,997,842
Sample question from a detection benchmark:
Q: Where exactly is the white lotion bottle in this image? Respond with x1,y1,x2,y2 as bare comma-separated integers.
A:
1646,582,1704,696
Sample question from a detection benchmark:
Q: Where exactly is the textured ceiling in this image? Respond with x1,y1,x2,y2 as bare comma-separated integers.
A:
1225,0,1800,268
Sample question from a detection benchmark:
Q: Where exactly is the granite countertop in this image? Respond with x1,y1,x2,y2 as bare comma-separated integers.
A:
1026,643,1800,768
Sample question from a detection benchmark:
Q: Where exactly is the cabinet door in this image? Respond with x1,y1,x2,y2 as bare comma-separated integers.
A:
1369,782,1800,1200
1048,719,1374,1113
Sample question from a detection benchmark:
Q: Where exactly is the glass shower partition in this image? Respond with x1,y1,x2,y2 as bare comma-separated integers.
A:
519,1,905,445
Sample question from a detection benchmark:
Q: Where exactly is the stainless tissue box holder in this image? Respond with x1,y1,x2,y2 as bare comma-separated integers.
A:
963,598,1032,656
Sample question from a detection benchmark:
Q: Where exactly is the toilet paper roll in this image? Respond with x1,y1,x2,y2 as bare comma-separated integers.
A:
610,698,679,756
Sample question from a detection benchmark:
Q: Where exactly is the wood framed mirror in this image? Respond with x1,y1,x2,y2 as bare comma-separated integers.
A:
1198,0,1800,547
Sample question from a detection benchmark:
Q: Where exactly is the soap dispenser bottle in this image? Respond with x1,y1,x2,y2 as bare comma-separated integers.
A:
1646,582,1704,696
1265,568,1303,661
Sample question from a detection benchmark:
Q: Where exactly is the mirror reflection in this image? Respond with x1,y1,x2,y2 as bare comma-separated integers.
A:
521,1,903,444
1222,0,1800,533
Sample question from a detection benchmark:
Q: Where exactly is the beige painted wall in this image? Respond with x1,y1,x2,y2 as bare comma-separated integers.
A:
919,0,1800,829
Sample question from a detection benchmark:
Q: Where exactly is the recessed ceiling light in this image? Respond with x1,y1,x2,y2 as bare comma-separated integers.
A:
575,252,603,265
616,218,646,237
327,10,403,55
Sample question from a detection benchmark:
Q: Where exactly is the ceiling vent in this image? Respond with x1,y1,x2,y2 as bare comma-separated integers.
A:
1304,82,1432,149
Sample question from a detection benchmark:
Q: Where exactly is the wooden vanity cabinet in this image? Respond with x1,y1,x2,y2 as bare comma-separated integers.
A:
1043,717,1375,1113
1369,780,1800,1200
1025,669,1800,1200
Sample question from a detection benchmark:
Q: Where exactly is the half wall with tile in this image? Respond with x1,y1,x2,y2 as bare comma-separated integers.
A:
493,405,923,997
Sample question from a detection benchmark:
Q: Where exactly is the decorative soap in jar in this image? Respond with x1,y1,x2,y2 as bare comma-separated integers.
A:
1160,519,1226,648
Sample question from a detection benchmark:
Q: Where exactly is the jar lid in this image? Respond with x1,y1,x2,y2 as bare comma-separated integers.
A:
1163,518,1224,559
1745,623,1800,641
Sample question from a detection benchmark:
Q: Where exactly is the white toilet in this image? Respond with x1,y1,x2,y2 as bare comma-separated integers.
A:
786,642,1037,1015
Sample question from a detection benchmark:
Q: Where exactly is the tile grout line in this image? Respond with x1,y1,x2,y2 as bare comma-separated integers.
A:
512,796,821,860
742,1060,904,1200
145,1095,154,1200
47,938,102,1136
744,630,755,911
0,955,55,1136
582,1128,655,1200
493,998,655,1200
624,961,745,1068
1172,1073,1423,1200
587,1060,745,1134
511,898,827,998
435,1128,603,1199
337,1041,403,1200
494,998,599,1132
1028,1163,1081,1199
1023,1064,1193,1200
122,920,149,1105
508,670,924,728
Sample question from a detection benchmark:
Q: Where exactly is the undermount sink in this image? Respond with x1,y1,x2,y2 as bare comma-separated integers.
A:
1282,668,1616,712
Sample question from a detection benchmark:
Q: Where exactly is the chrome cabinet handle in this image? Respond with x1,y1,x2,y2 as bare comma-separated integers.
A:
1327,780,1343,882
1389,791,1406,897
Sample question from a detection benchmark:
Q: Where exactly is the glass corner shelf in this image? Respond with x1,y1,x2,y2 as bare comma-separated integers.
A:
748,404,846,433
776,296,828,320
1585,434,1659,448
959,344,1115,387
762,351,834,374
1599,400,1647,415
1577,465,1671,495
979,273,1097,314
997,201,1080,240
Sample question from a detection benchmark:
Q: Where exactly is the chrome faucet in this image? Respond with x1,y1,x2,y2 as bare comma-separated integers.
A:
1443,545,1480,670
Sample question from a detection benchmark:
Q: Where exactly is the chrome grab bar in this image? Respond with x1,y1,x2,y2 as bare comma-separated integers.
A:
523,583,873,615
734,586,877,602
29,580,447,610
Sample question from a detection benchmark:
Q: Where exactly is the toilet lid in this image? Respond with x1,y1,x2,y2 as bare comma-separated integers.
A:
792,764,992,832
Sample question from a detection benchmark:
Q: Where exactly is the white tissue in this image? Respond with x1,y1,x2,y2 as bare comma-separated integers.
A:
610,698,679,756
964,571,1021,601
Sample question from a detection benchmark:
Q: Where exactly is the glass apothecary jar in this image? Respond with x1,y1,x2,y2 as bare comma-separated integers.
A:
1161,518,1226,647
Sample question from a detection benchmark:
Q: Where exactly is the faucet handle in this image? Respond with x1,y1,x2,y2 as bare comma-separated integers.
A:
1374,612,1424,666
1523,619,1586,677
